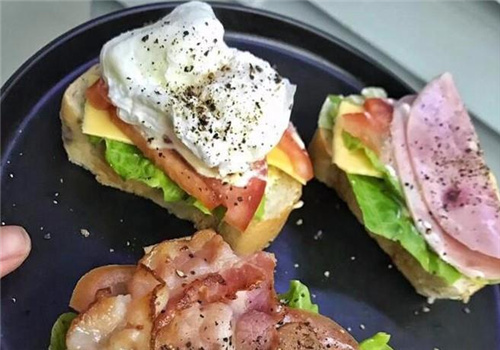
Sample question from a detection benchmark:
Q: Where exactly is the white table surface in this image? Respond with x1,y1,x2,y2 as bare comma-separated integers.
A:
1,0,499,176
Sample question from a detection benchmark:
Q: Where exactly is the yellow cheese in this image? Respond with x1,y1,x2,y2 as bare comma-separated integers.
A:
82,98,306,183
82,101,133,144
333,101,382,178
267,147,306,185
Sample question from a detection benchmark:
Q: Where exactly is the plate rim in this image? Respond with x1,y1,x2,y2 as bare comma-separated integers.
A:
0,1,498,348
0,1,412,99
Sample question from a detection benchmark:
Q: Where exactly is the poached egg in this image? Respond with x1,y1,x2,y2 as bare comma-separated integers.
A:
100,1,295,182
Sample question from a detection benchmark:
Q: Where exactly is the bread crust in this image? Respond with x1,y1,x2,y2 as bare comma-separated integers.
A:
309,128,484,301
60,65,302,255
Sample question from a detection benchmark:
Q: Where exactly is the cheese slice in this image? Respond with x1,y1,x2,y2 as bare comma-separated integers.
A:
267,147,306,185
333,101,382,178
82,101,133,144
82,100,306,183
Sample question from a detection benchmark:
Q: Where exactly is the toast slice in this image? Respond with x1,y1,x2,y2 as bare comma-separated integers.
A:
60,65,302,255
309,128,483,301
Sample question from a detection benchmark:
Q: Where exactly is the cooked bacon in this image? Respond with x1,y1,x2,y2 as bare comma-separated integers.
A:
67,230,357,350
69,265,135,312
66,295,131,350
234,310,280,350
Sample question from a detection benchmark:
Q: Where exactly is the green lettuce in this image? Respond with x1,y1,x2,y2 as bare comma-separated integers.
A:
254,195,266,221
360,332,393,350
348,174,462,284
318,95,342,129
92,137,269,220
342,131,403,199
49,312,77,350
341,130,463,285
279,280,319,313
104,139,186,202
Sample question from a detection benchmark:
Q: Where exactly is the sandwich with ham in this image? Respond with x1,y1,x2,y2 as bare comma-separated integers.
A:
60,1,313,255
49,229,392,350
309,73,500,301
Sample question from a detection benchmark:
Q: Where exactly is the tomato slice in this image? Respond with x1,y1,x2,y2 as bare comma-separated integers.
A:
108,110,221,210
364,98,393,130
86,78,112,110
275,124,313,183
342,98,393,153
207,161,267,231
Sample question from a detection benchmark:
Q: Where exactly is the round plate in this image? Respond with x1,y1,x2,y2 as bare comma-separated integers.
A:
1,2,498,349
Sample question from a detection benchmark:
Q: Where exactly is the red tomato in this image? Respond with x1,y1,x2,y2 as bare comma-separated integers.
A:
342,98,393,153
86,78,112,110
108,110,222,210
276,124,314,183
364,98,393,131
207,161,267,232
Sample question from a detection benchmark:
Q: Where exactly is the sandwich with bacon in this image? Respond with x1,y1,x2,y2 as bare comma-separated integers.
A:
60,1,313,255
49,229,392,350
309,74,500,301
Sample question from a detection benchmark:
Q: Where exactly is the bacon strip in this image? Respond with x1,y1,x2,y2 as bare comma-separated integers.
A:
66,231,358,350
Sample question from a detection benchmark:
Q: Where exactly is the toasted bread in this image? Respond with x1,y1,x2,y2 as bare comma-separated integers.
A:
60,65,302,255
309,128,484,302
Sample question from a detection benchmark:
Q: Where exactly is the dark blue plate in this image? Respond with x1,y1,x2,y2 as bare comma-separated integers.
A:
1,2,498,349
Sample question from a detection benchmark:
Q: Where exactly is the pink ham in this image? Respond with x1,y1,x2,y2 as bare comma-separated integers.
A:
406,73,500,259
391,100,500,279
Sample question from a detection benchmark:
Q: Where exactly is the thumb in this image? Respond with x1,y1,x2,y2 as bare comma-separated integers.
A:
0,226,31,278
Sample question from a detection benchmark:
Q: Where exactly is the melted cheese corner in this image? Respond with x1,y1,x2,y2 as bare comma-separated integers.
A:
267,147,306,185
333,101,382,178
82,101,133,144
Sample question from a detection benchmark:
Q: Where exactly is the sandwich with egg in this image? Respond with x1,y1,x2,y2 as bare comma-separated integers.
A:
60,2,313,254
309,74,500,301
49,229,392,350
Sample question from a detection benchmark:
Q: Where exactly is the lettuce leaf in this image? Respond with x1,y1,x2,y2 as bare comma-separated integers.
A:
348,174,462,284
341,131,462,284
88,135,103,145
318,95,342,129
279,280,319,313
94,137,266,220
49,312,77,350
360,332,393,350
342,131,404,199
254,195,266,221
104,139,186,202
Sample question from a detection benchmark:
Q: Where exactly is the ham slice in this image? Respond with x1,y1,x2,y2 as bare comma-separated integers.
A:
66,230,358,350
406,73,500,259
391,100,500,279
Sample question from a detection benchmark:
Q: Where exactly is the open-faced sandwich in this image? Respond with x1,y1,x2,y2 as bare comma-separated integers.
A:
309,73,500,301
49,229,392,350
60,1,313,255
